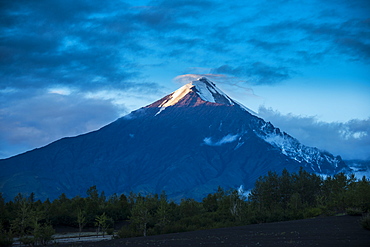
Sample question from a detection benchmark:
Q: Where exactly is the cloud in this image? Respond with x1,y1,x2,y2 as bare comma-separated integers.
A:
0,0,222,92
133,6,183,31
259,17,370,63
0,89,122,159
258,106,370,160
174,74,203,84
335,37,370,61
248,39,290,53
0,1,152,91
212,63,293,85
174,73,237,83
2,0,368,94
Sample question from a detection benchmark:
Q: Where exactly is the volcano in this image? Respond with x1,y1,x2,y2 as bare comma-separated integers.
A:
0,77,350,201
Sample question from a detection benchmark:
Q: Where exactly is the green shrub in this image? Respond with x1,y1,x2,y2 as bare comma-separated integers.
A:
346,207,363,216
304,207,323,218
116,225,141,238
162,222,190,234
0,229,13,247
106,228,114,235
361,214,370,231
20,236,35,246
319,207,336,217
34,224,55,246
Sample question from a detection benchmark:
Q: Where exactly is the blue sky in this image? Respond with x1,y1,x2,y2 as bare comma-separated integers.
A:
0,0,369,160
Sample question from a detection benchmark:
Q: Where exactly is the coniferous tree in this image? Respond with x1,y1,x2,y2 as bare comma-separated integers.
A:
155,192,170,234
130,195,151,236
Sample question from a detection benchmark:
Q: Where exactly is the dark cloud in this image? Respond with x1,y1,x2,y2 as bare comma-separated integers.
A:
171,37,205,47
0,0,224,91
212,63,293,85
153,0,216,8
0,1,150,91
2,0,367,92
248,39,290,52
292,50,326,65
148,0,217,19
259,17,370,63
133,6,184,31
334,38,370,61
248,62,292,84
258,106,370,160
212,65,245,77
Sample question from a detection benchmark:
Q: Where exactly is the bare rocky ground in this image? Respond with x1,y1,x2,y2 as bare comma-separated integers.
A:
57,215,370,247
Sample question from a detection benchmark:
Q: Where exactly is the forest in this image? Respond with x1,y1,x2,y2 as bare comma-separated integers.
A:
1,168,370,246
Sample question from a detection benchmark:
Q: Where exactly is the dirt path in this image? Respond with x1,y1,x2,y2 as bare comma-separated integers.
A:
12,233,113,246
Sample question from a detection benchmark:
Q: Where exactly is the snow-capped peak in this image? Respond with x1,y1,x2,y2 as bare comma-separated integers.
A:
193,77,235,105
152,77,256,116
158,77,234,108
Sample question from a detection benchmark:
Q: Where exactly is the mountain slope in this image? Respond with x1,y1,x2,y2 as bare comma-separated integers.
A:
0,78,349,201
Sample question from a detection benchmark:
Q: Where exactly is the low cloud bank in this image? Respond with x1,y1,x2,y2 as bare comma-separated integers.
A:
258,106,370,160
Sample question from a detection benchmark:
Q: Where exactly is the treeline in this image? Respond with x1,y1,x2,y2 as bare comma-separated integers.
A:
1,168,370,246
249,169,370,222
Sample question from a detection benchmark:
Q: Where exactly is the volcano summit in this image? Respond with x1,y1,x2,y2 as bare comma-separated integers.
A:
0,77,349,201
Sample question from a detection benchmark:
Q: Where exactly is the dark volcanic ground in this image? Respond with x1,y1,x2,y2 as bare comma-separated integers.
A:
58,215,370,247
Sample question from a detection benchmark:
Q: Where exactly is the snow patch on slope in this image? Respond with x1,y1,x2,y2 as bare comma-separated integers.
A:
237,185,250,199
233,99,258,116
193,79,218,103
159,83,193,108
203,134,239,146
260,126,342,172
264,134,319,163
194,77,234,105
195,78,257,116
